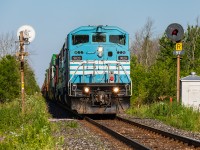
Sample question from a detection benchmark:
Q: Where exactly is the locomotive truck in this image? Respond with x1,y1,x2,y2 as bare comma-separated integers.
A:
42,25,132,114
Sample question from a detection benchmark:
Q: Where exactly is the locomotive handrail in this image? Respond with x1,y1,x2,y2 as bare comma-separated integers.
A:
117,63,132,96
68,61,132,96
68,63,83,96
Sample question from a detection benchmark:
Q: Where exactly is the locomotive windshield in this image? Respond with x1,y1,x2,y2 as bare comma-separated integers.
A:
109,35,126,45
72,35,89,45
92,33,106,42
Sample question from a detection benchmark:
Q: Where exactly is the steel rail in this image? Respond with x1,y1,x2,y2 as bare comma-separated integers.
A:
116,116,200,147
85,117,151,150
55,100,84,120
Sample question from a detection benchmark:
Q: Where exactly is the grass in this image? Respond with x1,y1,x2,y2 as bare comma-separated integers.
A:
127,101,200,132
0,94,54,150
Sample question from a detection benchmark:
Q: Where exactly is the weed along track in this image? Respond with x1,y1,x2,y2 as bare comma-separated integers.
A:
84,116,200,150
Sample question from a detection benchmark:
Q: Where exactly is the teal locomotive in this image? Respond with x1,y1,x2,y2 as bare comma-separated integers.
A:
42,25,132,114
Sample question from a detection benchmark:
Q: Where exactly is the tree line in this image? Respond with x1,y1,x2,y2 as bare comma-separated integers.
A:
130,18,200,106
0,34,40,103
0,19,200,104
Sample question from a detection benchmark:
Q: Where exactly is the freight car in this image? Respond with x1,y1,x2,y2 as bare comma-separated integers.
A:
42,25,132,114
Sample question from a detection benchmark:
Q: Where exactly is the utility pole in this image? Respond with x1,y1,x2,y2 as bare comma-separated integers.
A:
176,54,180,103
17,25,35,114
19,31,25,114
175,42,183,103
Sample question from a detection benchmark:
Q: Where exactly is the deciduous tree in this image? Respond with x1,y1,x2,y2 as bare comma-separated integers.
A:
0,33,16,58
131,18,160,68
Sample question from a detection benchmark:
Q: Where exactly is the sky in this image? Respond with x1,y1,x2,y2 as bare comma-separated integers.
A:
0,0,200,87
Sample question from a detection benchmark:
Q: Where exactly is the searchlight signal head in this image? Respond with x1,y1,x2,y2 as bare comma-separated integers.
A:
166,23,184,42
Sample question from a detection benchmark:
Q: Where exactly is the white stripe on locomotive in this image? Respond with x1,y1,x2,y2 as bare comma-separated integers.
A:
70,66,130,70
70,71,130,75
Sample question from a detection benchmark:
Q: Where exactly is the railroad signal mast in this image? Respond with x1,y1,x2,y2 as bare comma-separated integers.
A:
17,25,35,114
166,23,184,103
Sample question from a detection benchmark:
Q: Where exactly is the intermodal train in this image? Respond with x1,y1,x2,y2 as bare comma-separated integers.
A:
42,25,132,114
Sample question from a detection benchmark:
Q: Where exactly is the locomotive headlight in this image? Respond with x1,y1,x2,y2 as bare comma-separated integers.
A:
113,87,119,94
97,46,103,57
83,87,90,94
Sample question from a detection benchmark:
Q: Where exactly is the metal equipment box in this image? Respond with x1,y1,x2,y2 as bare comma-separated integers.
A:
181,72,200,110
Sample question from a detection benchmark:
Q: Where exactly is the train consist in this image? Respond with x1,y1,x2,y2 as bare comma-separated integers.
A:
42,25,132,114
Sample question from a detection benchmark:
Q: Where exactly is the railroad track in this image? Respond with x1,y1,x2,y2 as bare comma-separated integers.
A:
47,100,200,149
85,116,200,150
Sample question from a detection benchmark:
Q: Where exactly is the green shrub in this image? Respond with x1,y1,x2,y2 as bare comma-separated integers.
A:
128,101,200,132
0,55,20,103
0,94,55,150
24,62,40,95
0,55,40,103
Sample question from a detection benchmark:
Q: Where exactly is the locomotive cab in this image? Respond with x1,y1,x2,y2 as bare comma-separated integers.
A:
44,25,132,114
66,26,132,114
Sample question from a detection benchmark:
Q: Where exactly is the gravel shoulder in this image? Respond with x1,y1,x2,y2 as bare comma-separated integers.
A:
50,114,200,149
118,113,200,141
50,119,116,150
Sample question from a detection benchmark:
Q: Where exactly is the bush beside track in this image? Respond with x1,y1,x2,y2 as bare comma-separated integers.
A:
0,94,56,150
127,101,200,132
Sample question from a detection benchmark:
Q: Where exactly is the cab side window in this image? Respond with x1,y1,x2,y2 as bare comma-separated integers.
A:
109,35,126,45
92,34,106,42
72,35,89,45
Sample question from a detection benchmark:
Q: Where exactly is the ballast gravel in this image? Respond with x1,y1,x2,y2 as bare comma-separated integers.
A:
50,114,200,149
50,119,116,150
118,114,200,141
